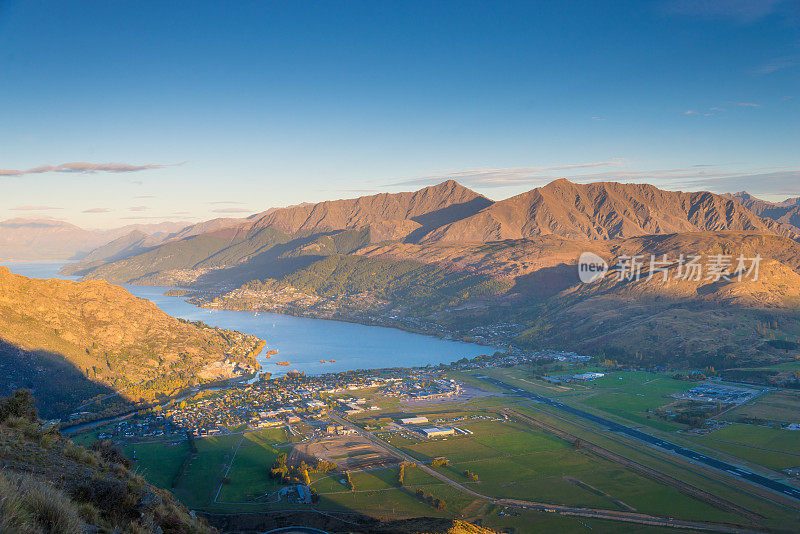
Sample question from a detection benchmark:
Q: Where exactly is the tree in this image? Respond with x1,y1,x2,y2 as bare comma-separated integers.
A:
398,464,405,487
430,457,450,467
0,390,37,423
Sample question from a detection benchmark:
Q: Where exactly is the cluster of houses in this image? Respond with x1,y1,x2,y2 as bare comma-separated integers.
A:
98,414,183,441
449,349,592,371
382,376,462,400
333,396,381,415
107,368,450,439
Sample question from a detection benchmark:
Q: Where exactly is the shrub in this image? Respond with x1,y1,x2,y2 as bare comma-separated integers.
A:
0,471,84,534
0,390,38,423
92,440,133,468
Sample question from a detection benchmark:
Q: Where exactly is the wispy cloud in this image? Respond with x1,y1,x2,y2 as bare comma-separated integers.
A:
129,206,149,212
683,102,760,116
754,55,800,75
134,195,155,199
10,205,63,211
212,207,252,213
208,201,245,205
388,160,626,189
120,215,182,220
0,161,183,177
83,207,112,213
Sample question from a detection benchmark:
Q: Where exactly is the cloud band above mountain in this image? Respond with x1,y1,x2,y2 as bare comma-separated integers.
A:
0,162,183,176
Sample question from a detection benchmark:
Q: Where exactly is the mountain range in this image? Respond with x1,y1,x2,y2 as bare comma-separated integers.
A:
8,179,800,371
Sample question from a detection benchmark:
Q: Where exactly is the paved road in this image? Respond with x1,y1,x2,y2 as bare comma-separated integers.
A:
479,376,800,502
329,415,762,533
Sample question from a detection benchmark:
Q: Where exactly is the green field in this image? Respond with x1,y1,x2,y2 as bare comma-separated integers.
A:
472,368,698,431
684,423,800,471
172,434,242,507
393,418,737,522
577,373,699,431
216,428,288,503
124,440,191,488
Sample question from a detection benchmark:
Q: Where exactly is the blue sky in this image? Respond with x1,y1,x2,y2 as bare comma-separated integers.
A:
1,0,798,227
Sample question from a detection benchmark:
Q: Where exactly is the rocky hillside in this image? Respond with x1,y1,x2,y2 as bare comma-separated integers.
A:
0,267,263,416
421,179,797,242
0,390,215,534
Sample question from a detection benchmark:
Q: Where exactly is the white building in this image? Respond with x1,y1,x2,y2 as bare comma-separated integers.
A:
400,416,429,425
419,426,456,438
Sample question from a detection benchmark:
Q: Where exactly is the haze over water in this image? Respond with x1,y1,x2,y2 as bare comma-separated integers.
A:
2,262,494,377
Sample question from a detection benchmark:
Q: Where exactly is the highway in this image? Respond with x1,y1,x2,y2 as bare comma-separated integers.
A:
479,376,800,502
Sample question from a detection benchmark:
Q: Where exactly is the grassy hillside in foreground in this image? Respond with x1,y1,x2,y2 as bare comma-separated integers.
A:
0,267,263,416
0,391,215,534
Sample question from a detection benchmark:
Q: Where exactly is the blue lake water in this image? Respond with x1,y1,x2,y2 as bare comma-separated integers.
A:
2,261,494,377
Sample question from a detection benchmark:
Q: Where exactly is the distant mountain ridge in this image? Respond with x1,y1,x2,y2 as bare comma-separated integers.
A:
0,218,190,260
75,181,494,285
248,179,493,241
725,191,800,234
420,179,798,242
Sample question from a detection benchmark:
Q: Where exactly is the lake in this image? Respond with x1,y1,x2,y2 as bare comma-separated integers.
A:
1,261,494,377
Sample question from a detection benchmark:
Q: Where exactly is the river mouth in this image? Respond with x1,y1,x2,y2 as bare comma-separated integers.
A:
2,261,495,378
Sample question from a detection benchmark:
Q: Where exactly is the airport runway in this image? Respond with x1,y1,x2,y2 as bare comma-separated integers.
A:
480,376,800,502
